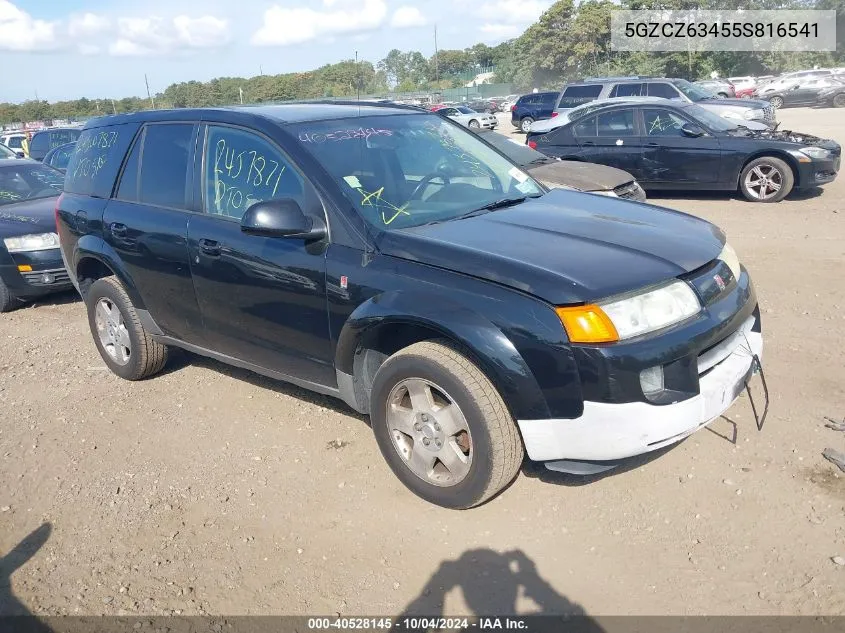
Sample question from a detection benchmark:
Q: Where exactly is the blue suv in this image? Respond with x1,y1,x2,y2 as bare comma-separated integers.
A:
511,92,559,133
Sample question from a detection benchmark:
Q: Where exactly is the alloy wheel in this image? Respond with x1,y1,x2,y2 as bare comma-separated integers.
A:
94,298,131,365
770,96,784,109
385,378,473,487
744,163,783,201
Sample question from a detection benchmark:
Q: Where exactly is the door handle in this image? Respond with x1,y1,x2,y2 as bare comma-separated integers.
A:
110,222,127,237
582,141,595,146
198,238,222,257
646,142,660,147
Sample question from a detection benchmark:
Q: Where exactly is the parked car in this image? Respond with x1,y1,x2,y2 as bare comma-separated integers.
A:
57,101,765,508
754,69,834,95
437,105,497,129
0,159,71,311
511,91,559,132
475,129,647,202
531,97,770,135
465,99,498,114
528,101,840,202
42,141,77,172
28,127,82,161
727,76,757,91
817,81,845,108
553,78,776,128
499,94,522,111
0,133,27,157
763,77,845,109
735,85,757,99
694,79,736,98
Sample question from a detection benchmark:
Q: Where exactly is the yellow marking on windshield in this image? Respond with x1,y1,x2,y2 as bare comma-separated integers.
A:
356,186,411,225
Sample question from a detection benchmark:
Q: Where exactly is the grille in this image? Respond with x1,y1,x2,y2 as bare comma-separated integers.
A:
762,106,775,122
21,268,70,287
613,181,643,200
697,316,755,376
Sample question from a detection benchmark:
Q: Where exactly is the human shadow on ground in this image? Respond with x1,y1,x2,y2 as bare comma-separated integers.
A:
395,548,604,632
0,522,53,632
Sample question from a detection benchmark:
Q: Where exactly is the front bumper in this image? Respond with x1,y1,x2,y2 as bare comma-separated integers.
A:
796,155,840,187
0,247,73,298
518,317,762,462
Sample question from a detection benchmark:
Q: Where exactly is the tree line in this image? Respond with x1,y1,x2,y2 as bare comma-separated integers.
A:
1,0,842,126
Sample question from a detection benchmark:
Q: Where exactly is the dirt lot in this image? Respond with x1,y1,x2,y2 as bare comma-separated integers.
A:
1,107,844,619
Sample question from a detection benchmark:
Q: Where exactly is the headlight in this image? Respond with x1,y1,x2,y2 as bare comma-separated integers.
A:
556,280,702,343
797,146,831,160
3,232,60,253
718,242,742,280
590,190,618,197
743,109,764,120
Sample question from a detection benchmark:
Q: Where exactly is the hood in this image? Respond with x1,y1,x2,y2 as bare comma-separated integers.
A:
745,129,840,149
528,160,634,192
699,97,770,109
0,196,59,238
377,189,724,305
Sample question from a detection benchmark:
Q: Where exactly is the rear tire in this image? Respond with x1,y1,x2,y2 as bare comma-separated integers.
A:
739,156,794,203
85,276,169,380
520,117,534,133
370,341,524,509
834,94,845,108
769,96,784,109
0,278,17,313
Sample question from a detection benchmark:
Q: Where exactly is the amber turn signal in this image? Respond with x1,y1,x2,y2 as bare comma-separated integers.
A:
17,264,32,272
556,305,619,344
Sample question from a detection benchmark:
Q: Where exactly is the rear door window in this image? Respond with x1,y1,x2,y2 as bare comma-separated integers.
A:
596,109,636,136
610,83,644,97
558,85,602,108
115,130,143,201
65,124,139,198
137,123,194,209
573,115,598,137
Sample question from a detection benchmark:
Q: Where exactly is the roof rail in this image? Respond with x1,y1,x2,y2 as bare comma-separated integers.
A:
580,76,650,82
267,98,427,112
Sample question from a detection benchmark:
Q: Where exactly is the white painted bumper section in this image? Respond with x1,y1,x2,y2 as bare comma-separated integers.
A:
517,328,763,462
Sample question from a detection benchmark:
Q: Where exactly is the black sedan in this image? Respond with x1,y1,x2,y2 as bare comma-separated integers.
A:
527,101,840,202
764,77,845,109
476,129,647,202
42,141,77,173
0,159,72,311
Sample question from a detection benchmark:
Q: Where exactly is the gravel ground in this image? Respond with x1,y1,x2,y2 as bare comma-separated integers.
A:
1,107,843,618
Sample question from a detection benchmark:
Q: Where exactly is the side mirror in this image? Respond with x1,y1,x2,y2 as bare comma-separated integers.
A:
681,123,705,138
240,199,327,241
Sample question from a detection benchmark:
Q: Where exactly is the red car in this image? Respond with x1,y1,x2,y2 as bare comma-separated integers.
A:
735,86,756,99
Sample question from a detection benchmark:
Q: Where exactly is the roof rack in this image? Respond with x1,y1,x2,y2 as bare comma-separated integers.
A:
580,76,651,82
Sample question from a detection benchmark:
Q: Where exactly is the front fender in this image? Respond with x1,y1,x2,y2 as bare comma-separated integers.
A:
335,290,551,420
72,235,147,310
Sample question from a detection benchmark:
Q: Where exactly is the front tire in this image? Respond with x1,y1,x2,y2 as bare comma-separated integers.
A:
468,119,480,129
833,94,845,108
85,276,169,380
520,117,534,133
739,156,794,203
769,96,784,109
370,341,524,509
0,278,17,313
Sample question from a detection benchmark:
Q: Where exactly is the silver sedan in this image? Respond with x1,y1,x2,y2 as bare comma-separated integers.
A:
437,106,498,130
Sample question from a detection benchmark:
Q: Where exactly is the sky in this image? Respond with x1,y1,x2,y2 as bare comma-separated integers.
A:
0,0,556,102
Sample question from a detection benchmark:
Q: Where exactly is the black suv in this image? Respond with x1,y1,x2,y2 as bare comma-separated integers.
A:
57,103,764,508
29,128,82,161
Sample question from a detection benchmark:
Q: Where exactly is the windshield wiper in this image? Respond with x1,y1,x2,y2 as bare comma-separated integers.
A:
454,195,540,220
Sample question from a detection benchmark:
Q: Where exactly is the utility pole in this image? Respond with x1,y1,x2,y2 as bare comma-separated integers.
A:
144,74,156,109
355,50,360,101
434,24,439,83
239,87,244,104
260,65,264,76
111,99,117,114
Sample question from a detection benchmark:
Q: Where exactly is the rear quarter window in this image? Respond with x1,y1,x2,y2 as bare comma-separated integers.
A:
64,123,140,198
558,85,602,108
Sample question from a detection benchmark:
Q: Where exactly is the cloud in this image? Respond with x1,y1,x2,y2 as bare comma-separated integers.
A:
390,6,426,28
252,0,388,46
475,0,554,40
68,12,111,38
0,0,60,51
108,15,230,56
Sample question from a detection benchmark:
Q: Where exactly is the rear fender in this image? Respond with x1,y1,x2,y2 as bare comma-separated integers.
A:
71,235,146,310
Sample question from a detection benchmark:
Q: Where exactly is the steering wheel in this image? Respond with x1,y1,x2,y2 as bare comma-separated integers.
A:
410,171,451,200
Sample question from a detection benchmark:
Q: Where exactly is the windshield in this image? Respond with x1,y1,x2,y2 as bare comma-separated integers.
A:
0,143,16,158
672,79,716,102
681,104,743,132
294,114,543,230
0,163,63,205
